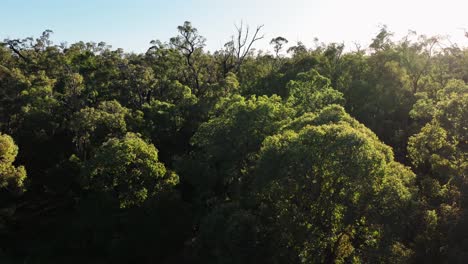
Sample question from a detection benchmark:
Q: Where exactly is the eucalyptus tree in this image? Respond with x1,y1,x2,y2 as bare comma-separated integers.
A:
82,132,178,208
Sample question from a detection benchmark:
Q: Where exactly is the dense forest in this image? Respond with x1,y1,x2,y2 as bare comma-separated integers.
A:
0,22,467,263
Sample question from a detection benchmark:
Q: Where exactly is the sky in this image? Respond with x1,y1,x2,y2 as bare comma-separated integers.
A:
1,0,467,53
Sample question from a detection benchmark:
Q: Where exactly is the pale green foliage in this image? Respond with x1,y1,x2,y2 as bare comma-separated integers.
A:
141,80,197,158
0,133,26,195
19,71,58,111
408,79,467,177
410,92,435,122
408,79,467,260
119,64,156,107
410,79,467,125
63,72,85,97
71,100,129,157
141,80,197,130
286,69,344,115
283,104,359,131
434,81,468,143
160,80,198,104
83,133,177,208
16,71,61,131
408,123,455,174
188,94,294,196
143,100,182,134
224,72,240,93
254,110,415,262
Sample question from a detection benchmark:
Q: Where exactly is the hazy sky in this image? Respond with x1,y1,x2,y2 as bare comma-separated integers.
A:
1,0,467,53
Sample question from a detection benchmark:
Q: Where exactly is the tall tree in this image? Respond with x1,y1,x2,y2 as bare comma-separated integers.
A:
169,21,206,93
270,36,288,58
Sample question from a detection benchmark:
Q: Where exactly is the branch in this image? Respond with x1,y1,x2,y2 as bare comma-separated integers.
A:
5,40,32,63
239,25,264,64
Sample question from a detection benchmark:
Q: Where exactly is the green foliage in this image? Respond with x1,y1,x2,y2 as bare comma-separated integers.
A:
286,69,344,114
82,133,177,208
254,115,415,262
408,79,467,262
140,80,198,162
71,100,130,158
0,133,26,195
185,94,294,198
409,79,467,181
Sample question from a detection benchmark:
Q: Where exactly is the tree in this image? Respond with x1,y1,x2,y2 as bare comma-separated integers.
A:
62,72,85,111
345,45,415,159
287,41,308,57
119,64,156,108
11,70,69,188
140,81,198,162
408,79,468,262
182,95,294,200
286,69,344,115
370,25,393,51
270,36,288,58
0,133,27,245
71,100,130,160
169,21,206,92
82,133,178,208
0,133,26,195
219,22,264,74
253,106,416,262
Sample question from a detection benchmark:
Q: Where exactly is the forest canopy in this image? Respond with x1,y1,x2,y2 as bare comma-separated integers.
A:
0,22,467,263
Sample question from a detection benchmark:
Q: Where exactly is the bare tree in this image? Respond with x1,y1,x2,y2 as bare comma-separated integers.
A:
220,22,264,75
